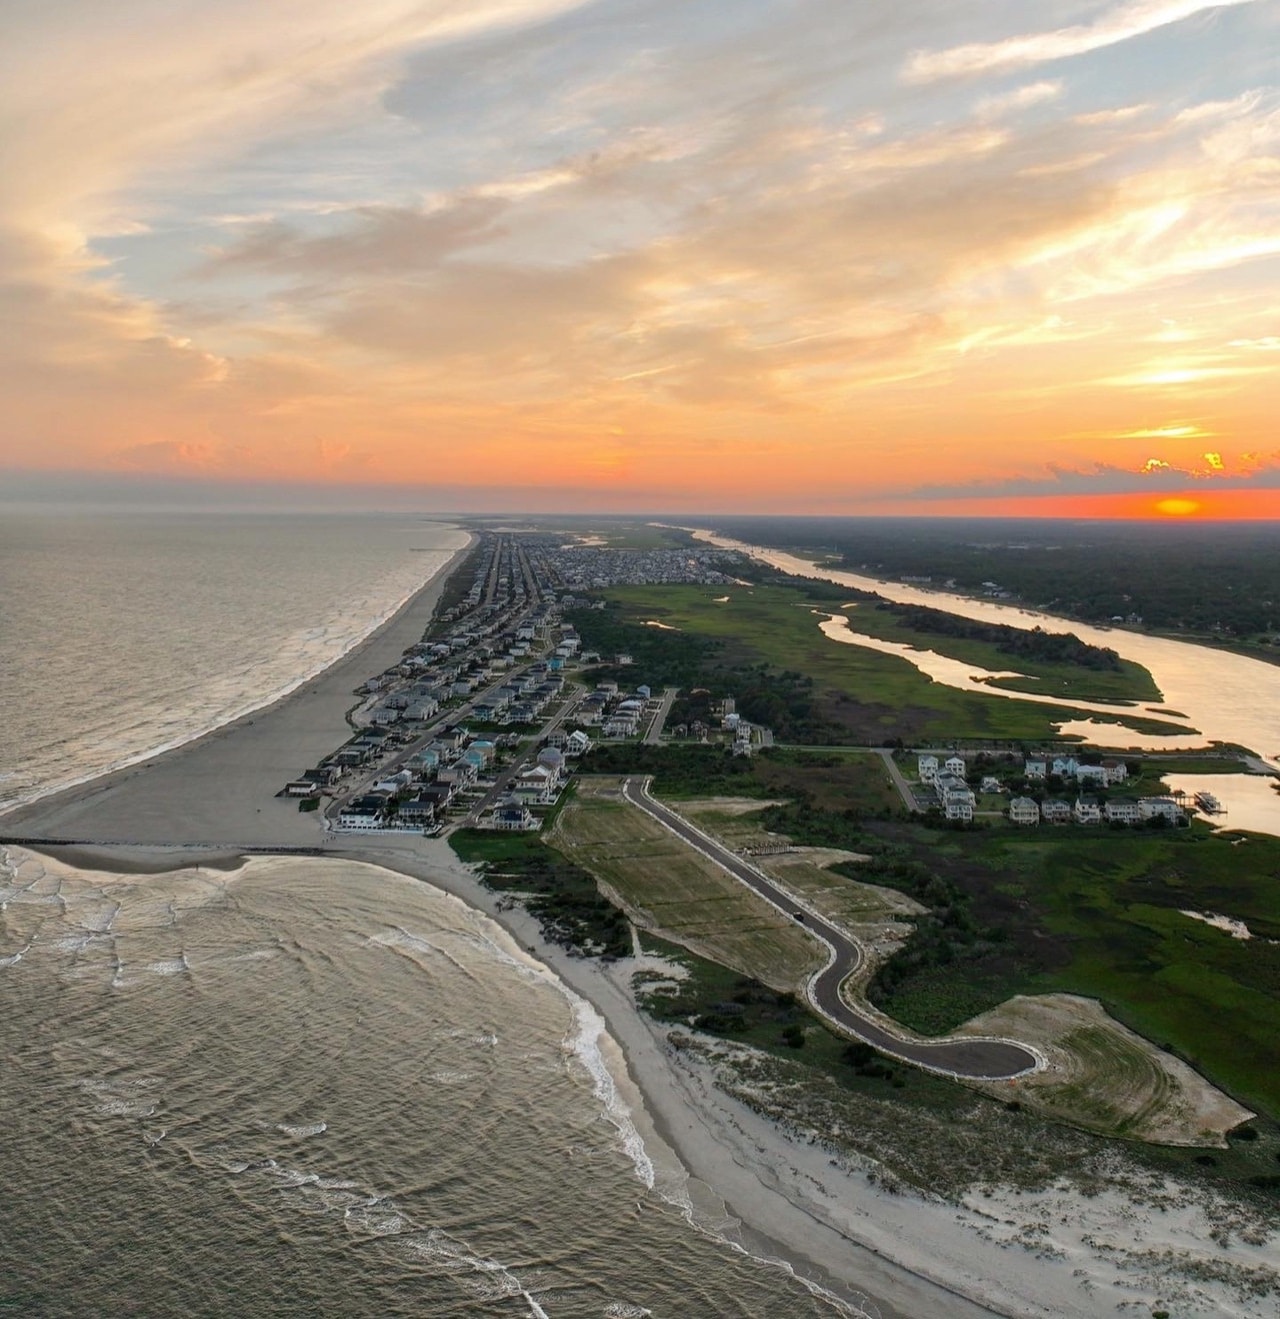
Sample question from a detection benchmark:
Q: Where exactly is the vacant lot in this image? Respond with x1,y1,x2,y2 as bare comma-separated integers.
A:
550,778,824,990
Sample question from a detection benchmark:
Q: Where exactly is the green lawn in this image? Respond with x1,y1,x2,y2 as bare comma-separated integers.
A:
604,582,1182,745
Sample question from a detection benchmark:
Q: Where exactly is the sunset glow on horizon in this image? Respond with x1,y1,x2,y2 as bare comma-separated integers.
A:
1,1,1277,515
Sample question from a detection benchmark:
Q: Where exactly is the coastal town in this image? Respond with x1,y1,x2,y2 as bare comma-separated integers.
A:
277,532,742,837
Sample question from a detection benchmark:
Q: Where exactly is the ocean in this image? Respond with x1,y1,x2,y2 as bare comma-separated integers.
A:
0,511,850,1318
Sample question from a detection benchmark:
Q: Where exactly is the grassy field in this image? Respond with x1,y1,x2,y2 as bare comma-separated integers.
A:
603,582,1182,744
550,778,825,989
866,821,1280,1118
831,600,1162,703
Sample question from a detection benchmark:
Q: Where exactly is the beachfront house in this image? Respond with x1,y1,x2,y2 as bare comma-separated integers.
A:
1009,797,1040,826
1041,799,1072,824
397,797,435,828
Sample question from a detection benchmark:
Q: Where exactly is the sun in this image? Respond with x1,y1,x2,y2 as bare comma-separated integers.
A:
1155,497,1201,517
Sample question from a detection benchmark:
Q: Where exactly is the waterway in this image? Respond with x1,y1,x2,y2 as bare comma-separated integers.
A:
691,529,1280,835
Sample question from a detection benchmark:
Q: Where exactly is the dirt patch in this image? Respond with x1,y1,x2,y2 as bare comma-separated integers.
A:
956,993,1253,1146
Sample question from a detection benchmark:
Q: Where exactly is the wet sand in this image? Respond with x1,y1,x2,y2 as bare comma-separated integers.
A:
0,535,472,848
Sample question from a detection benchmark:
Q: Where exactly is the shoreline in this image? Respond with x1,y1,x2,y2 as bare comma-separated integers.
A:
0,527,473,847
16,834,1278,1318
17,835,993,1319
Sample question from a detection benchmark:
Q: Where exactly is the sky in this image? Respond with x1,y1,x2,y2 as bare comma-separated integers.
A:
1,0,1278,517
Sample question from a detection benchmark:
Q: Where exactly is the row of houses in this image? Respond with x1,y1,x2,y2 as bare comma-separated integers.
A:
1008,795,1184,826
336,727,501,831
1024,755,1129,787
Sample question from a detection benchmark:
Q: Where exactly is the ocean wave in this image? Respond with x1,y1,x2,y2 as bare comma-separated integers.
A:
0,541,464,817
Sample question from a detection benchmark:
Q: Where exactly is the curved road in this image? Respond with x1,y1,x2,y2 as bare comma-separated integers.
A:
621,777,1042,1081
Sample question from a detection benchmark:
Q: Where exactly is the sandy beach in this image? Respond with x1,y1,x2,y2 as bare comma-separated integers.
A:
22,833,1278,1319
7,530,1276,1318
0,532,472,848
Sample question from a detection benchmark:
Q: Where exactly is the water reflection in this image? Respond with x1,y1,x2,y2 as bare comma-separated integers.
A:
817,612,1202,730
690,529,1280,835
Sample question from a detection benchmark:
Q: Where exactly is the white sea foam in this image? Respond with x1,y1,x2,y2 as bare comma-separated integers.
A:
277,1121,328,1138
566,998,655,1191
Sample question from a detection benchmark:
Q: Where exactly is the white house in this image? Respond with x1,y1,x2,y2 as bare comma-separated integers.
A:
1041,799,1072,824
980,776,1001,794
917,755,939,784
1139,796,1183,823
1009,797,1040,826
1075,763,1108,787
1052,756,1079,778
1101,759,1129,785
1074,796,1102,824
514,764,558,805
1025,757,1048,780
944,755,966,778
1104,799,1143,825
945,799,974,822
337,809,384,831
565,729,592,756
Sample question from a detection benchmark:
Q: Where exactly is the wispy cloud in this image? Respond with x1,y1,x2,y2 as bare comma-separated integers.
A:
905,0,1257,83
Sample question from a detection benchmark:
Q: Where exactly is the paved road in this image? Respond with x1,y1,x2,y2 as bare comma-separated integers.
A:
874,748,922,813
644,687,679,745
620,777,1041,1081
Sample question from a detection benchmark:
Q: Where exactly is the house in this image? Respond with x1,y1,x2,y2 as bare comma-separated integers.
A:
1009,797,1040,826
1024,757,1048,780
337,809,385,830
397,797,436,827
1101,759,1128,785
944,755,967,778
937,774,976,822
1074,796,1102,824
565,730,592,756
493,802,536,831
917,755,939,784
306,765,341,787
284,777,322,798
1140,797,1183,823
616,652,633,666
1052,756,1079,779
1075,763,1109,787
438,762,478,789
419,783,455,813
980,776,1001,794
1104,799,1143,825
513,764,558,805
1041,799,1072,824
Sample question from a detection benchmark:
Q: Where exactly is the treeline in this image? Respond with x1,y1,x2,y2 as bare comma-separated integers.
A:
882,604,1122,671
708,517,1280,639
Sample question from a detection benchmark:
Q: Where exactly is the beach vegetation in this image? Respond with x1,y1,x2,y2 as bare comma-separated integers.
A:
449,828,629,958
